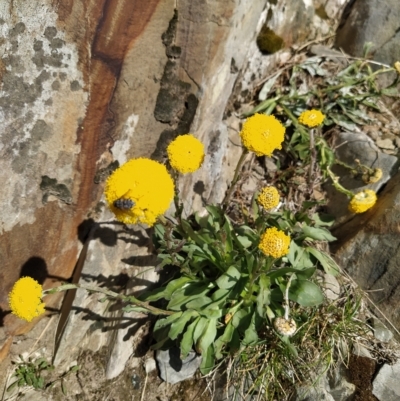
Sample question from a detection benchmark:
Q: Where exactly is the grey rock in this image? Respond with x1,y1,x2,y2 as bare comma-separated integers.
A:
372,317,394,343
336,0,400,68
376,138,395,150
156,348,202,384
373,360,400,400
330,380,356,401
332,170,400,335
295,381,335,401
242,176,258,193
321,273,341,300
328,364,356,401
264,157,278,173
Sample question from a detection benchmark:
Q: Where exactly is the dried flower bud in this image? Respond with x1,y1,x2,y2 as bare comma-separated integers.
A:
273,317,297,336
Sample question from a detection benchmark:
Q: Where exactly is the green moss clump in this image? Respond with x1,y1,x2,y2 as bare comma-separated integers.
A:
256,26,285,54
315,5,329,20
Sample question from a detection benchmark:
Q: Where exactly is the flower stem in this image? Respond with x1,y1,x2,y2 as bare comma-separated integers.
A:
284,274,295,320
43,283,173,316
326,167,354,198
222,148,249,210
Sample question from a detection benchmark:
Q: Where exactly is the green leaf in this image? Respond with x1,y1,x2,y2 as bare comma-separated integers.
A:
185,296,213,310
381,87,398,97
167,283,212,311
307,247,340,276
244,252,256,275
165,277,192,299
222,219,234,253
154,313,183,332
37,376,44,389
200,344,215,375
180,317,200,358
256,274,271,317
232,307,253,334
197,319,218,354
216,265,241,289
139,286,167,302
242,313,258,345
169,310,198,340
61,381,67,395
301,226,336,242
236,235,252,249
193,317,209,343
289,279,324,306
280,335,298,357
311,212,334,227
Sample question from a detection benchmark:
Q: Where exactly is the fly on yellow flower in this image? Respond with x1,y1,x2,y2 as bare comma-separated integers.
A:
258,227,290,258
9,277,46,322
298,109,325,128
257,186,280,210
348,189,377,214
240,114,285,156
105,158,174,226
167,134,205,174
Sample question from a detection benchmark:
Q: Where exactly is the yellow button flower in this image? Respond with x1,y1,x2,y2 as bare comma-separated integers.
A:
257,186,280,210
9,277,46,322
298,109,325,128
105,158,175,226
258,227,290,258
394,61,400,74
239,114,285,157
348,189,377,214
167,134,205,174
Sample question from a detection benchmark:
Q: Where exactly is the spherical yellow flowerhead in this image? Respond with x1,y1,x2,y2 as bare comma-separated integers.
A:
298,109,325,128
348,189,377,214
105,158,175,226
239,114,285,157
394,61,400,74
9,277,45,322
257,186,280,210
167,134,205,174
258,227,291,258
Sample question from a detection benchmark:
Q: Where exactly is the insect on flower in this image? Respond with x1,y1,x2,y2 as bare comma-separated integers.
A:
113,197,135,210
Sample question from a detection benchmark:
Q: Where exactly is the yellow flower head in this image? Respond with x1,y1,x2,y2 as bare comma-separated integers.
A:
9,277,45,322
348,189,377,214
258,227,290,258
239,114,285,157
298,109,325,128
105,158,175,226
167,134,205,174
257,186,280,210
394,61,400,74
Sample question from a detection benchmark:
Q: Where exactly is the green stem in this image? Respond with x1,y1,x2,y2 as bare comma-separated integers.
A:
326,167,354,198
284,274,295,320
222,148,249,210
43,283,173,316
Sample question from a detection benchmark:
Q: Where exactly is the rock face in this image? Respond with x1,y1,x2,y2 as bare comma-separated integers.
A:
0,0,349,384
336,0,400,65
373,360,400,401
332,171,400,332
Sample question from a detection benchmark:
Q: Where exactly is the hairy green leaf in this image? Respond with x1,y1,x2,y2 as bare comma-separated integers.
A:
289,279,324,306
216,265,241,289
